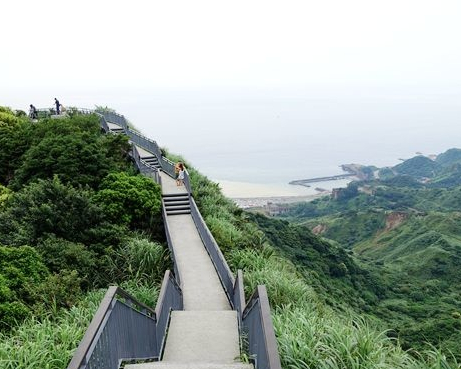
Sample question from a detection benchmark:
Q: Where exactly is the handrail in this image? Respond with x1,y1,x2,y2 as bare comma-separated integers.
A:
98,110,128,131
183,169,192,194
155,270,183,355
233,270,246,328
67,286,158,369
131,145,161,184
161,202,181,285
189,197,235,306
242,286,282,369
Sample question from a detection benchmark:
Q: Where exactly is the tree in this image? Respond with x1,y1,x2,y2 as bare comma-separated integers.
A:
0,176,105,247
0,245,48,330
93,172,162,230
10,116,131,190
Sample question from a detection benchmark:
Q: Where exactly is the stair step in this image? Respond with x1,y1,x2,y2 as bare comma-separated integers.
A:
163,193,189,201
166,210,191,215
163,194,189,198
164,200,190,204
164,201,190,206
165,204,190,209
125,363,253,369
166,208,191,213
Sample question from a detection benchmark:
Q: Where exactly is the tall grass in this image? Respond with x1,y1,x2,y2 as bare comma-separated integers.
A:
0,289,104,369
104,234,168,283
0,278,159,369
229,246,461,369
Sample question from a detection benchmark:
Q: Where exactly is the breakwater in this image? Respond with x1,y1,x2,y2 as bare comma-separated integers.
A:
289,173,355,187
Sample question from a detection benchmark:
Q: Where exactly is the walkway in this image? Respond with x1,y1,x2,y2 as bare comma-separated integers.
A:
126,149,251,369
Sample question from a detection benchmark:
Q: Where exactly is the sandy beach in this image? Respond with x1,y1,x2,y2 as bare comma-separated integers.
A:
214,178,351,208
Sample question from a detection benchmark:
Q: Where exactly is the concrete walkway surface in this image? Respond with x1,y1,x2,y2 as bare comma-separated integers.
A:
129,147,244,367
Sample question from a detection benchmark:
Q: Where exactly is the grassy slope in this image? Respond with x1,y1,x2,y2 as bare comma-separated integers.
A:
182,162,461,368
279,174,461,359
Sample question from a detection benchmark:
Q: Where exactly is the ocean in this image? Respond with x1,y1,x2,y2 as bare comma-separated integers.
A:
125,91,461,198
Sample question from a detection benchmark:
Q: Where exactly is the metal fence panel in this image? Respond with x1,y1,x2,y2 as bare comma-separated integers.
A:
67,287,158,369
161,204,181,284
189,197,235,306
155,271,183,355
242,286,282,369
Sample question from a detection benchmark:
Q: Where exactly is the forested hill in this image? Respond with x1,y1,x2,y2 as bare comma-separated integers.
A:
280,150,461,358
1,106,460,368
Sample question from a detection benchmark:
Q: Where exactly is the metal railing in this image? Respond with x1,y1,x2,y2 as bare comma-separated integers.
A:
160,156,176,178
161,202,181,285
183,170,192,194
233,270,246,328
189,197,235,306
241,286,282,369
96,111,179,180
131,145,161,184
155,270,183,355
67,287,158,369
97,110,128,131
67,272,182,369
125,129,162,159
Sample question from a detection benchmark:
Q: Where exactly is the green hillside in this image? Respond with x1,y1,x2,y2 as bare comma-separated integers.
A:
393,155,441,178
1,106,459,368
280,156,461,359
436,148,461,167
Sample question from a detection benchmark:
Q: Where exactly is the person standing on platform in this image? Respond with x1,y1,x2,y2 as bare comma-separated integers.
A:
54,98,61,115
29,104,37,119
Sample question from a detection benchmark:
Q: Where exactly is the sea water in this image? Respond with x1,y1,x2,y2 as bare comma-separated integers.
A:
127,91,460,198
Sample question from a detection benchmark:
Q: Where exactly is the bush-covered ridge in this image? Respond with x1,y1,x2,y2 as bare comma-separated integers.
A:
0,107,168,367
1,106,459,368
280,157,461,361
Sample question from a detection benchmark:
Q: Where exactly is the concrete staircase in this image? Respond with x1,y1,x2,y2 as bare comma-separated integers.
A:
142,155,161,170
163,194,191,216
107,122,125,133
125,172,251,369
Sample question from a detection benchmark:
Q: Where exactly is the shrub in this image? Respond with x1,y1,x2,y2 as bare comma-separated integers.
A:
0,177,105,247
93,172,162,230
37,236,97,286
0,245,48,330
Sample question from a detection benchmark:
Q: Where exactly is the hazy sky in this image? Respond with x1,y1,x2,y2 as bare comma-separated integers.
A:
2,0,461,183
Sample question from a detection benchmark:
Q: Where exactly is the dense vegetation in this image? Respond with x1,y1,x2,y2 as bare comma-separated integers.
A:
183,160,461,368
0,107,166,367
1,106,459,368
280,150,461,361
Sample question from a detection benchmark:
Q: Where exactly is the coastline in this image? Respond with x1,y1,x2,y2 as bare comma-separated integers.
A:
231,193,326,208
215,178,350,208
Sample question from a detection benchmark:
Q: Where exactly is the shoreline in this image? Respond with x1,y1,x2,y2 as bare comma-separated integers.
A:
231,193,327,209
215,178,351,208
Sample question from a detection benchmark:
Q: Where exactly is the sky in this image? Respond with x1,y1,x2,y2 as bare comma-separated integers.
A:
1,0,461,188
